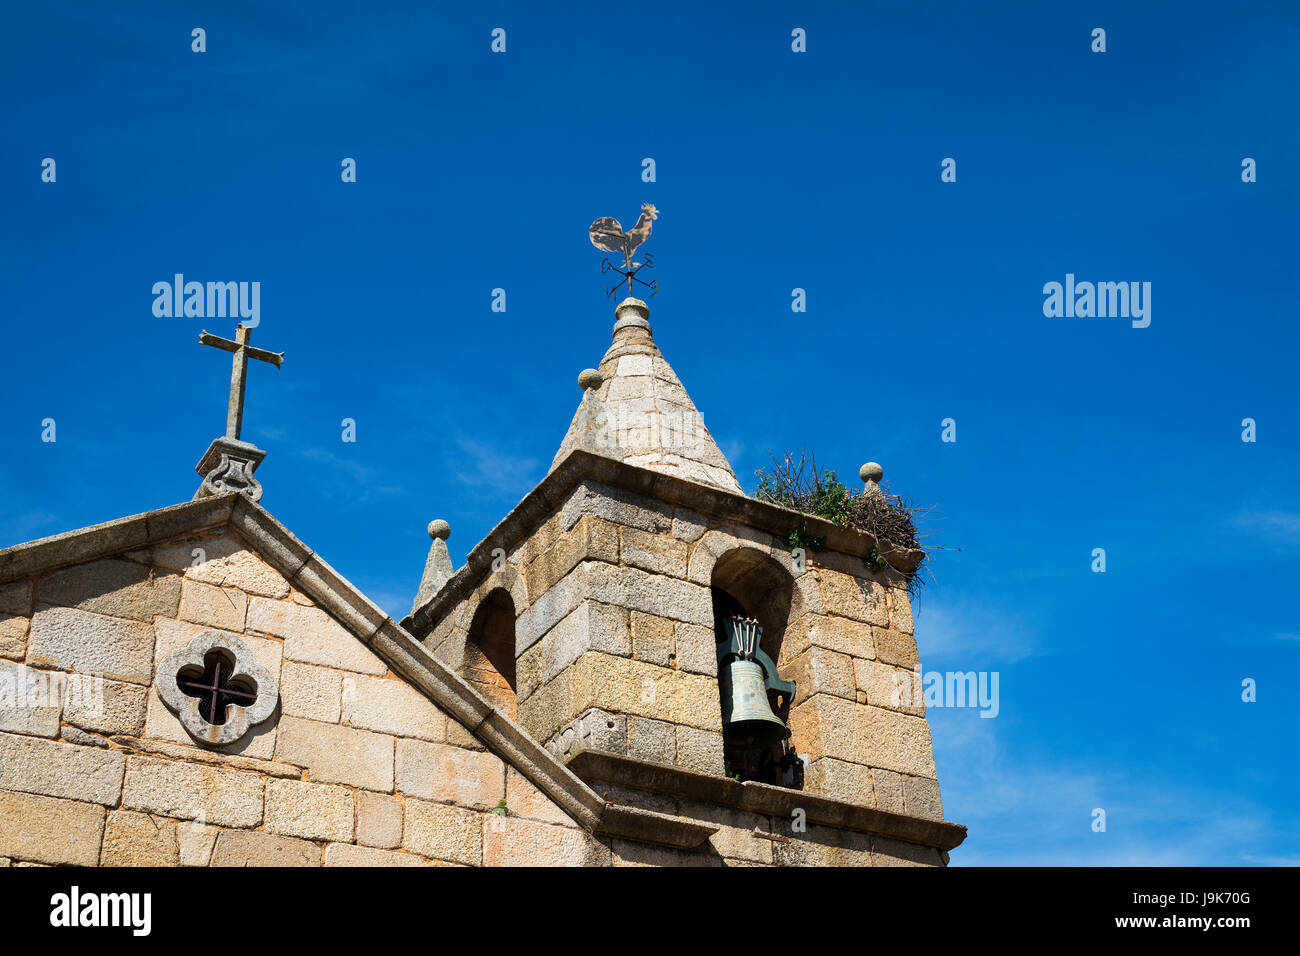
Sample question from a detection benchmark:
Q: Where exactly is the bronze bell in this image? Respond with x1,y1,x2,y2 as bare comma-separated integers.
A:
720,658,790,751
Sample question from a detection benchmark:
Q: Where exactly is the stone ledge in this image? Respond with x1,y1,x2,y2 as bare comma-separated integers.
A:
595,803,717,850
565,748,967,852
107,734,303,779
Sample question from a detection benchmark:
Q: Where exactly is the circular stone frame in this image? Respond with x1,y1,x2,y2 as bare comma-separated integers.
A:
157,630,279,747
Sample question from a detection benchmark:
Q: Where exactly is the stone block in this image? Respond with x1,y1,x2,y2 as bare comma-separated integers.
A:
516,643,542,700
671,507,708,544
0,581,32,616
0,789,105,866
804,756,874,807
782,614,874,663
549,708,626,760
35,558,181,623
27,605,155,685
177,822,218,866
627,716,675,763
584,562,713,625
571,652,721,731
560,480,672,535
872,768,905,813
324,843,426,866
64,675,148,736
403,799,482,865
853,658,923,714
178,579,247,631
342,674,447,742
677,800,772,864
887,588,915,635
675,623,717,677
210,829,320,867
902,773,944,821
674,726,724,775
612,839,721,867
121,755,264,827
516,669,574,744
0,731,125,805
0,662,61,737
782,646,855,705
395,739,505,810
620,527,688,577
773,823,875,867
265,779,355,842
816,570,889,627
873,627,920,669
523,515,619,599
100,810,178,866
630,612,674,667
787,695,937,778
0,615,27,661
357,791,404,848
279,660,342,723
483,814,610,866
541,600,631,683
504,766,572,826
275,716,394,792
250,597,386,675
156,531,291,598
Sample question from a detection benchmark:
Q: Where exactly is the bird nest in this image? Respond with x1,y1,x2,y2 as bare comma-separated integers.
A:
753,451,934,595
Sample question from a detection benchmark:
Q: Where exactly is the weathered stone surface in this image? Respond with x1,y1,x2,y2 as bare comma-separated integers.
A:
804,756,874,807
853,658,923,714
504,766,572,826
100,810,178,866
584,562,713,626
542,600,632,682
0,662,61,737
788,695,937,778
675,623,717,677
816,570,888,626
62,726,108,747
483,814,610,866
612,839,721,867
0,789,106,866
252,598,386,675
516,642,542,700
548,708,626,759
121,755,264,826
342,674,447,742
35,558,182,623
523,515,619,600
275,716,394,792
145,684,279,759
27,605,155,685
177,822,218,866
783,646,856,704
620,527,688,577
873,627,920,669
265,779,355,842
678,800,771,864
403,799,482,865
902,773,944,821
65,676,148,736
0,615,28,661
630,612,674,667
560,481,673,535
571,652,721,731
0,731,125,805
324,843,425,866
674,726,724,775
210,829,320,867
782,614,874,663
357,791,404,848
0,581,32,616
279,660,342,723
395,739,505,810
156,531,291,598
178,579,247,632
671,507,708,544
871,835,943,866
627,716,675,763
773,823,875,867
887,588,915,635
516,668,574,744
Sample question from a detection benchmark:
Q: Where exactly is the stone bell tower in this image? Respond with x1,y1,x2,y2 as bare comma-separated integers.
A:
406,296,964,865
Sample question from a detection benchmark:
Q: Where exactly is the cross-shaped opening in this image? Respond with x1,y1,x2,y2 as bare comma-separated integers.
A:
176,649,258,726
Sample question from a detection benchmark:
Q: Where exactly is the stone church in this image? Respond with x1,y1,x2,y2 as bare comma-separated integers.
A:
0,295,966,867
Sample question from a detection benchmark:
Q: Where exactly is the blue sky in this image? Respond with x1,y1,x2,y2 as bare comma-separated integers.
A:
2,1,1297,864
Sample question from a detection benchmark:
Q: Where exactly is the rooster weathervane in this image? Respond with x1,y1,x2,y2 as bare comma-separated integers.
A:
589,203,658,298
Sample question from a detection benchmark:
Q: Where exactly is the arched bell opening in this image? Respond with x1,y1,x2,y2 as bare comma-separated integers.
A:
709,548,800,788
463,589,518,719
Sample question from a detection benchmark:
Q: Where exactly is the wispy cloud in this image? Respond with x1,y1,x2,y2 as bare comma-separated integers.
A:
1231,509,1300,545
918,596,1041,665
450,438,541,498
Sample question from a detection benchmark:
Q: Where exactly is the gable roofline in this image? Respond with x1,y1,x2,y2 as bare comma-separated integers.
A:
0,493,716,851
406,448,924,636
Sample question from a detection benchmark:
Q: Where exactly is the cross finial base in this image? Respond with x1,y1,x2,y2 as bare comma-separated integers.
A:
193,436,267,502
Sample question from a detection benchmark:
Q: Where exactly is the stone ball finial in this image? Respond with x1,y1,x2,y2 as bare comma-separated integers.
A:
860,462,884,484
428,519,451,541
578,369,603,391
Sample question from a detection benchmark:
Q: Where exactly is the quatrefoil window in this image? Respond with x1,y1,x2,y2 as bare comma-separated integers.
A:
158,631,279,747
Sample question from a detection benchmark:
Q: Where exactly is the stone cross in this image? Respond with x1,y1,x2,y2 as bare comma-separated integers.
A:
198,325,284,441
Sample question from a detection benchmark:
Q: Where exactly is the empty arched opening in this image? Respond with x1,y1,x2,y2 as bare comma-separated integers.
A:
463,589,518,719
710,548,798,787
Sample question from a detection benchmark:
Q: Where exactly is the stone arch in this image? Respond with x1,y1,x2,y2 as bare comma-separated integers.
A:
462,587,519,718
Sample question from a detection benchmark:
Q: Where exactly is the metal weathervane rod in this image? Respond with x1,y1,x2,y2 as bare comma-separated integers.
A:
589,203,659,299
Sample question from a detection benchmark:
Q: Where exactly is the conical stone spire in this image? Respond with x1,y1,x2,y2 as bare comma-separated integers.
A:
411,519,454,614
550,298,743,494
